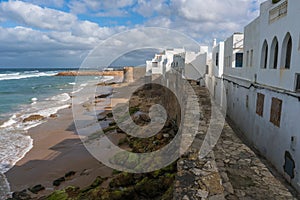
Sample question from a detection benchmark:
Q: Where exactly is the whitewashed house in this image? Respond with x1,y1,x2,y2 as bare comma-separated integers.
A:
146,48,186,76
207,0,300,192
184,46,208,81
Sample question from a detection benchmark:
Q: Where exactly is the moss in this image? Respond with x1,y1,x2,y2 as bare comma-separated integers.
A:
161,185,174,200
112,169,121,175
87,131,102,141
117,137,128,146
129,107,139,115
106,112,113,118
47,190,68,200
109,187,135,200
103,126,117,133
109,121,117,126
80,176,105,193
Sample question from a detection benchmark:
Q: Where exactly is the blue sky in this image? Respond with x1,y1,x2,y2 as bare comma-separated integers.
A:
0,0,263,68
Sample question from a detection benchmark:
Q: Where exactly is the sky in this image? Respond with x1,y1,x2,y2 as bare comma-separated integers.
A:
0,0,264,68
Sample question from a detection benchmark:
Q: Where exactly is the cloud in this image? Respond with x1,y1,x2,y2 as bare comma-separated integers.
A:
0,0,262,67
139,0,260,44
0,1,77,31
68,0,136,16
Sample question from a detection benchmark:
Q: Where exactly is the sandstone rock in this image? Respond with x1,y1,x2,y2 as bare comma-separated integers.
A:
49,114,58,118
23,115,44,123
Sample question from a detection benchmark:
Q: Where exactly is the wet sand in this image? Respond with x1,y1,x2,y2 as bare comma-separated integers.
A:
5,107,113,197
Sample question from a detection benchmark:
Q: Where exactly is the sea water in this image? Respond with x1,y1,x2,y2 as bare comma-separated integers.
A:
0,68,110,199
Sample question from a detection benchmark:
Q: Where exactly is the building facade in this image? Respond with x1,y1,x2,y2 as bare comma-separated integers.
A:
207,0,300,192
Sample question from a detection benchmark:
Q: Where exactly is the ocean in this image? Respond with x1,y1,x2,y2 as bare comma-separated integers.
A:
0,68,100,198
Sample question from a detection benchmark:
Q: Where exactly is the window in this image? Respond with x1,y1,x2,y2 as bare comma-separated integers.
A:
281,33,292,69
270,37,279,69
269,0,288,23
235,53,243,68
295,74,300,92
261,40,268,69
284,151,295,179
216,52,219,66
270,97,282,127
256,93,265,117
250,50,254,67
246,95,249,108
246,51,249,67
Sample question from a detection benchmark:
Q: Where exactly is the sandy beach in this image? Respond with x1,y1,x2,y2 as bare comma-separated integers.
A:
5,107,113,197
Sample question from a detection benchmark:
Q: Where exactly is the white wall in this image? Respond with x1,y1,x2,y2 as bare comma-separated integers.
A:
185,52,207,80
255,0,300,92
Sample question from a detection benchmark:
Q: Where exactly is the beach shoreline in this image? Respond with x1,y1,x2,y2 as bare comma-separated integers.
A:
5,106,114,197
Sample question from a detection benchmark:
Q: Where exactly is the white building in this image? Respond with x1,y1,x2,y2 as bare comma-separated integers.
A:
207,0,300,192
146,47,208,80
184,46,208,81
146,48,186,76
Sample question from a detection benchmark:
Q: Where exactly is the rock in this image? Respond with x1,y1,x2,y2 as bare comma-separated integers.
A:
53,177,65,187
220,172,229,182
23,115,44,123
182,195,190,200
50,114,58,118
95,93,112,99
200,173,224,195
196,189,209,198
98,115,106,121
223,182,234,194
208,194,226,200
28,184,45,194
139,113,151,122
163,134,170,138
12,190,31,200
65,171,76,178
156,133,163,140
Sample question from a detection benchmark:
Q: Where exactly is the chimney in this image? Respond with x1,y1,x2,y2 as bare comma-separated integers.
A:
213,39,217,47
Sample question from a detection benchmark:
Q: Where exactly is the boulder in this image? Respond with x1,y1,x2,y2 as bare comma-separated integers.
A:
12,190,31,200
65,171,76,178
23,115,44,123
53,177,65,187
28,184,45,194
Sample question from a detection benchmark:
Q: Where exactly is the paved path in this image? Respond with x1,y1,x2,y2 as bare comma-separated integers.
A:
174,82,300,200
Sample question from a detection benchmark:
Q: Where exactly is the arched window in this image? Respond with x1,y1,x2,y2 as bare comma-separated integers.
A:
270,37,279,69
260,40,268,69
281,33,292,69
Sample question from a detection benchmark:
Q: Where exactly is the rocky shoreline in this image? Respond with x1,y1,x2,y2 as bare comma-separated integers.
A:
8,79,179,200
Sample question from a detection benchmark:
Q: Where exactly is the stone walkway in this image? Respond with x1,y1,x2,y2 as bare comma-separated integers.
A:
174,82,300,200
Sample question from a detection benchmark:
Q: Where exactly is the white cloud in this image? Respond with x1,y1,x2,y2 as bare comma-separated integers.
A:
0,0,263,67
0,1,77,31
23,0,65,8
68,0,136,16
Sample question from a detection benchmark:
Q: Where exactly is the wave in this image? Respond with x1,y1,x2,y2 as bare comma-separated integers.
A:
0,71,57,81
0,92,72,175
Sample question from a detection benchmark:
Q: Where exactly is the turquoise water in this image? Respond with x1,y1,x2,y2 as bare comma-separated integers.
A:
0,68,76,120
0,68,78,199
